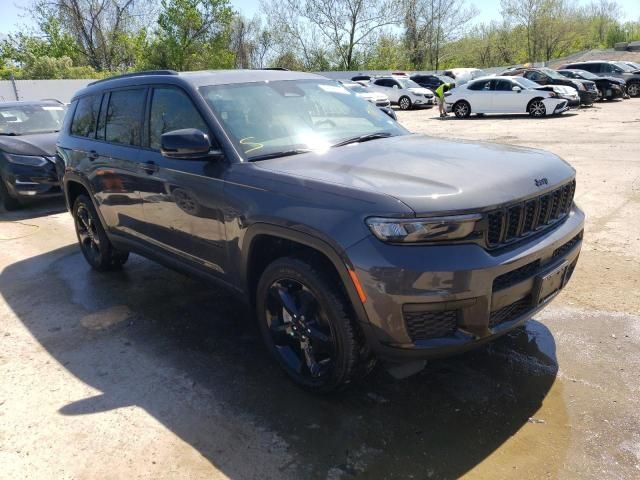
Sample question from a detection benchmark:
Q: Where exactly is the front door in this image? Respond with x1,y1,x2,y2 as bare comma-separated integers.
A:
137,86,229,277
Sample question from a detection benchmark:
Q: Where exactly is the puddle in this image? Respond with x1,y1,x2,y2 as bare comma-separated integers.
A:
80,305,133,330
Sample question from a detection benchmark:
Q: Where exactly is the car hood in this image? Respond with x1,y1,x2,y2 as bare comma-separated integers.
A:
254,134,575,214
0,132,58,156
408,87,433,95
601,76,625,85
358,92,388,101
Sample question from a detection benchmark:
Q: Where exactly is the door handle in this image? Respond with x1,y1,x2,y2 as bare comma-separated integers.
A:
88,150,99,161
140,161,158,174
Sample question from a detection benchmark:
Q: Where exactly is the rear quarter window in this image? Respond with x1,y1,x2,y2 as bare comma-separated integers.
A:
70,95,102,138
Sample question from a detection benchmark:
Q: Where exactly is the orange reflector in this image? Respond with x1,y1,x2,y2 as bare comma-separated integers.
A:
348,268,367,304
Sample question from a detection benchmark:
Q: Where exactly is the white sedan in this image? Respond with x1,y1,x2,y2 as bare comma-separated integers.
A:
367,77,435,110
445,76,570,118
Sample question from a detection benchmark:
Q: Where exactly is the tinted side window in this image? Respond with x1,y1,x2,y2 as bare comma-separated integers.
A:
468,80,490,91
494,80,513,91
71,95,101,138
105,88,146,146
149,88,209,150
374,79,390,87
580,64,597,73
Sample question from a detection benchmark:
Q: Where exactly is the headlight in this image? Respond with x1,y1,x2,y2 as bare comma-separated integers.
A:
4,153,49,167
366,214,481,243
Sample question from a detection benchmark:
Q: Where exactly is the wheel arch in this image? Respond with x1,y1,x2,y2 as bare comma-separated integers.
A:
241,224,371,328
526,96,545,111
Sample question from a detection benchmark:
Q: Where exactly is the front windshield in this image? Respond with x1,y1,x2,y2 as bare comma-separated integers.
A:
513,77,541,89
0,103,66,136
200,80,406,160
572,69,597,79
397,78,421,89
539,68,565,79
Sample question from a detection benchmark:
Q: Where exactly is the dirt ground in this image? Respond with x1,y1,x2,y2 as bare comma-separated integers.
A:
1,99,639,479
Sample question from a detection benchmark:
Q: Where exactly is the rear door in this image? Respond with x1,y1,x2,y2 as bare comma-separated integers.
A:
63,89,148,240
93,87,149,240
136,85,230,277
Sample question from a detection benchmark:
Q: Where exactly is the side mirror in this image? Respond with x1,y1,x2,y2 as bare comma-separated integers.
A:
392,84,399,89
160,128,221,160
512,86,522,92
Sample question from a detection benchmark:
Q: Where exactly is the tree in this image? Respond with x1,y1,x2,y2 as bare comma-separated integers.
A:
146,0,235,71
31,0,152,71
402,0,478,70
262,0,399,70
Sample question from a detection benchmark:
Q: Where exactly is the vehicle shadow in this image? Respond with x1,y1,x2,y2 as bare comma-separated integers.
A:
0,197,66,221
0,246,561,479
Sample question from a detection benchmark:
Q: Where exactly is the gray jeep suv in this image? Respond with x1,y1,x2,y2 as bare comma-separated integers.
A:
58,70,584,392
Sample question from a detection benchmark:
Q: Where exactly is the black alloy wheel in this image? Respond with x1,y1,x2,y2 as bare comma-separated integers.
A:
76,203,102,265
265,278,335,380
73,194,129,271
256,257,369,392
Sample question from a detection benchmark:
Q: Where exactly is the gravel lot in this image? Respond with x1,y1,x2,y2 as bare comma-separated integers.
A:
1,99,639,479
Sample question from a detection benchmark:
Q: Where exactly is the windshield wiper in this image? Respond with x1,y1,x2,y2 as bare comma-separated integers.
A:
249,148,311,162
0,132,19,136
331,132,393,148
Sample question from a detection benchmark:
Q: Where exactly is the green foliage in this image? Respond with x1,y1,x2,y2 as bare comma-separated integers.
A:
0,54,100,80
145,0,236,71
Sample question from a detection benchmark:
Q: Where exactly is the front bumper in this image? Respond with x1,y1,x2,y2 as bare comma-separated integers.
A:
578,90,598,105
346,205,585,361
563,96,581,107
411,96,435,108
2,161,62,198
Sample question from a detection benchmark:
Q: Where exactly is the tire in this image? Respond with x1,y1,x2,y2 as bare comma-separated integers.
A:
0,178,22,211
73,194,129,271
398,96,412,110
627,82,640,97
256,256,369,393
453,100,471,118
528,98,546,117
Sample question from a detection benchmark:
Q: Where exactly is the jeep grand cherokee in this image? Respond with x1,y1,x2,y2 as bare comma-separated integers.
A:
58,70,584,392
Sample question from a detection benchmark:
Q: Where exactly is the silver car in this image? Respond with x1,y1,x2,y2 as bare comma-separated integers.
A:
368,76,435,110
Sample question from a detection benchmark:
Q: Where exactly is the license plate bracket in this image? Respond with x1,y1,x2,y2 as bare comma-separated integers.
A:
533,261,568,305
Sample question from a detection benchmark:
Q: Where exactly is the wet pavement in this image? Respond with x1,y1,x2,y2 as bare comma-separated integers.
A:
1,201,639,479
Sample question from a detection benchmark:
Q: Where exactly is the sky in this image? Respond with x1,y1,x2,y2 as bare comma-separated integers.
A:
0,0,639,35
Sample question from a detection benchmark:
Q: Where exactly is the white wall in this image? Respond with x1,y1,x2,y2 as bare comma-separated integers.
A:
0,79,91,103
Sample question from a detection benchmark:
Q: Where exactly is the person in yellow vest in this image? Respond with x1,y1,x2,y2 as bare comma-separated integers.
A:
435,82,454,118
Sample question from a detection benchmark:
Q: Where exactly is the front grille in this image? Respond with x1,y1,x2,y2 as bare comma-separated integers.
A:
489,296,532,328
493,260,541,291
486,180,575,249
552,231,583,259
404,309,457,341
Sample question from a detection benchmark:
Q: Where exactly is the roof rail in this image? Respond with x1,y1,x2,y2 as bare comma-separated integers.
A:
40,98,65,104
258,67,290,71
88,70,179,86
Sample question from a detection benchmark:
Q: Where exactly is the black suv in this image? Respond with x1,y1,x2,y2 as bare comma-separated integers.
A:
559,61,640,97
0,101,66,210
500,67,598,106
410,73,456,90
59,70,584,392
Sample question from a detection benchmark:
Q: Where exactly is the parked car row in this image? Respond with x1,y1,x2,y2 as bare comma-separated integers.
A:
342,60,638,120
